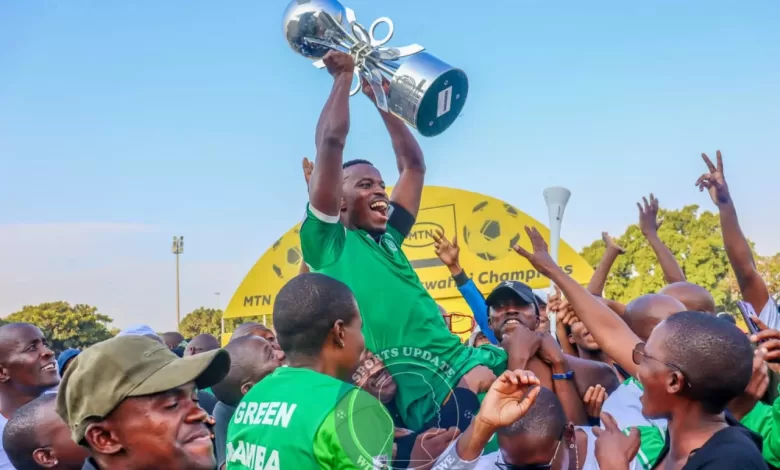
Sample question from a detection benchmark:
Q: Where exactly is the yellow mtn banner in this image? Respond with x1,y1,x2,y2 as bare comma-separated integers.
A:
223,186,593,338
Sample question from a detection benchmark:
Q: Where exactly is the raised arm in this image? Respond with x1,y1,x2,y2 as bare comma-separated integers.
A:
309,52,355,216
514,227,642,378
587,232,626,296
697,151,771,316
362,80,425,218
432,230,498,344
638,193,685,284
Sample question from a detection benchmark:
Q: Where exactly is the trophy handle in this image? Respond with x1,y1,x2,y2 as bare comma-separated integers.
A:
349,70,362,96
368,17,394,46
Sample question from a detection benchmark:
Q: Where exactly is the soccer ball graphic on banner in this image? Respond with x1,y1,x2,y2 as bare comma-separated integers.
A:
270,233,303,279
462,201,522,261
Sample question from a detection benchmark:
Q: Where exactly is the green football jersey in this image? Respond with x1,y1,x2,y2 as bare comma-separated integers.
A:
300,204,507,430
226,366,393,470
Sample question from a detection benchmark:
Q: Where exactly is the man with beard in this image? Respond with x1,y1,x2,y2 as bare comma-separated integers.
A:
0,323,60,469
299,51,507,432
57,335,230,470
3,394,88,470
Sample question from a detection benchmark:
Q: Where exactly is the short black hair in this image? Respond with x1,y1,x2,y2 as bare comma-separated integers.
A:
273,273,359,359
498,387,565,439
161,331,184,344
342,159,373,169
2,393,57,470
187,334,220,352
212,336,276,406
662,311,753,414
717,312,737,325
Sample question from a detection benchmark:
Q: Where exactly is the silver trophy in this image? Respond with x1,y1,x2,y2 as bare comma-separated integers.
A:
282,0,468,137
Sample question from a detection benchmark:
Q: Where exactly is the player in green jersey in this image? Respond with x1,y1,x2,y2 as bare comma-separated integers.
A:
226,272,392,470
227,271,546,470
301,50,508,432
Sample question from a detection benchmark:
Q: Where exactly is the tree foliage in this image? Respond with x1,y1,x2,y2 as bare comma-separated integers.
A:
178,307,269,339
179,307,223,338
580,204,780,312
720,253,780,310
580,205,734,307
4,302,114,353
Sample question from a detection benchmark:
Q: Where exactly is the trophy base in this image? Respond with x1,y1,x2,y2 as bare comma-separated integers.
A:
416,68,468,137
387,52,469,138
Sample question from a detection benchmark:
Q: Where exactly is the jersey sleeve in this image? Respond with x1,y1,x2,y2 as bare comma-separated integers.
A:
740,400,780,467
628,426,665,470
470,344,508,377
386,202,415,248
300,203,347,270
313,389,394,469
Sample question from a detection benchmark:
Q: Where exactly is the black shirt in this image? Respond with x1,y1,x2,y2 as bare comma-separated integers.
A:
652,414,767,469
198,390,217,415
213,401,237,468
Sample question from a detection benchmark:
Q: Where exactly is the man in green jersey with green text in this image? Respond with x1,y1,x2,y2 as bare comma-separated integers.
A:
226,273,392,470
226,270,543,470
300,50,507,432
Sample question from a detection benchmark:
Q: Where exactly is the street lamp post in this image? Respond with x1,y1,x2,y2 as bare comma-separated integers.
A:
216,292,224,339
172,236,184,331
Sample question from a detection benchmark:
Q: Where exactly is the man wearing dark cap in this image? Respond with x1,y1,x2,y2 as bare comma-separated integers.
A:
57,335,230,470
485,281,541,339
56,349,80,378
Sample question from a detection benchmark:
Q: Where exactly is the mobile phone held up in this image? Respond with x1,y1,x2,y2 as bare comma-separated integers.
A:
737,300,760,336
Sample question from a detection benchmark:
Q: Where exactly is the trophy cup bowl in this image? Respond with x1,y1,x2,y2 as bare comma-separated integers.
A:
282,0,348,59
282,0,469,137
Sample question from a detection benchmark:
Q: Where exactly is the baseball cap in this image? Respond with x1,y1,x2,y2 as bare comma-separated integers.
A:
485,280,537,307
57,335,230,443
56,348,80,374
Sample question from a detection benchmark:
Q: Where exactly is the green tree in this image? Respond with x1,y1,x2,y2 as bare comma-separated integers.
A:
579,205,734,307
178,307,270,340
4,302,114,353
758,253,780,298
179,307,223,338
720,253,780,311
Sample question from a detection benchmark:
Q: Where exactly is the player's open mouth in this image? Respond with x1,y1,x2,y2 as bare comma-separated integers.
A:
41,362,57,372
369,200,389,216
502,318,522,328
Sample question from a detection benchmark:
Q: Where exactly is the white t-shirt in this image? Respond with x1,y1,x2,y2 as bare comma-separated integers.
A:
0,413,13,469
759,297,779,331
597,378,668,470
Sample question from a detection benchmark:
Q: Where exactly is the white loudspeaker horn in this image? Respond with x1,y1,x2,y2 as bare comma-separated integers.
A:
543,186,571,338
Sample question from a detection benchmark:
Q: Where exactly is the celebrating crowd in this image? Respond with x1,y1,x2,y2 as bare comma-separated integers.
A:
1,50,778,470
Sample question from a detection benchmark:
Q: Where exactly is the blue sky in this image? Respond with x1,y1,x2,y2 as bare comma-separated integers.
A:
1,1,778,330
